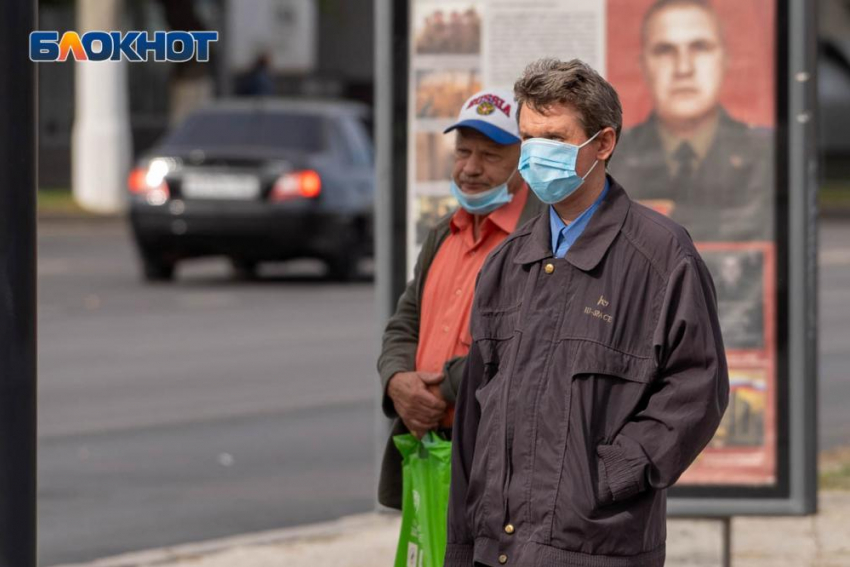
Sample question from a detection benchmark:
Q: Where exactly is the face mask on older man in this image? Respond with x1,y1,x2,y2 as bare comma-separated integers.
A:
449,178,514,215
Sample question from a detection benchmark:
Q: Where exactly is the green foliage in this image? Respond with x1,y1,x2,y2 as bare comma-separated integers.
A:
821,180,850,209
820,449,850,491
38,188,86,215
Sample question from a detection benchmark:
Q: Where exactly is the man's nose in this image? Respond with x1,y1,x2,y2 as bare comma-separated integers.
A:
462,152,484,175
674,47,695,77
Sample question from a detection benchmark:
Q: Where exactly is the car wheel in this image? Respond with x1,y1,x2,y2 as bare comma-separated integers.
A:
142,256,176,282
231,259,259,281
326,231,364,282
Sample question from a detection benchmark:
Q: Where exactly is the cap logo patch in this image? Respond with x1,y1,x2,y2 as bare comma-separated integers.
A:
476,101,495,115
466,94,511,118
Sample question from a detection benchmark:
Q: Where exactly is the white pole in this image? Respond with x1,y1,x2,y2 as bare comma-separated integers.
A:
72,0,132,214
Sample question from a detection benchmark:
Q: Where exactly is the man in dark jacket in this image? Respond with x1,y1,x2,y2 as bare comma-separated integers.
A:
608,0,773,242
377,90,543,509
445,58,728,567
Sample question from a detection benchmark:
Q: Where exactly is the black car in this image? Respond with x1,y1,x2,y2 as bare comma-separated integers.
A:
128,98,374,282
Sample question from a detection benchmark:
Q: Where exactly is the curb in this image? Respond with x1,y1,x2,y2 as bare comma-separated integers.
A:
52,512,399,567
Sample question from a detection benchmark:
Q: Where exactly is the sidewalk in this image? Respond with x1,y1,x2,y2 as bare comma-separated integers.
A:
57,492,850,567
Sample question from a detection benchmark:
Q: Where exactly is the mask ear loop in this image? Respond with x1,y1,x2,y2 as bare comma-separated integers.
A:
581,158,600,180
578,129,602,148
578,129,604,179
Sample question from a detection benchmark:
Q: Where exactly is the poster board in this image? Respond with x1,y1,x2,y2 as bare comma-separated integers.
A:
386,0,818,515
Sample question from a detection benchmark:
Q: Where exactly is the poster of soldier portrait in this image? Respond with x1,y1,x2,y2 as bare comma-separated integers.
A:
606,0,776,244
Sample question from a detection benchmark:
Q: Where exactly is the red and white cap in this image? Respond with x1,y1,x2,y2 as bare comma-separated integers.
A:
443,89,520,145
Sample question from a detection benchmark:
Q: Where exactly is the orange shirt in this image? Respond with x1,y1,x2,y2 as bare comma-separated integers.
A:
416,184,529,374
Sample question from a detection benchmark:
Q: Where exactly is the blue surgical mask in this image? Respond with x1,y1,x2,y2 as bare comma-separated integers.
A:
450,178,514,215
518,132,601,205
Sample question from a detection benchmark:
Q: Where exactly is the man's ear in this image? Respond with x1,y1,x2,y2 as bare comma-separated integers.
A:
596,127,617,162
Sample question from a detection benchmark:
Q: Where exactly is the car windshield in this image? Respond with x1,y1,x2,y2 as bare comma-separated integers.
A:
163,111,327,152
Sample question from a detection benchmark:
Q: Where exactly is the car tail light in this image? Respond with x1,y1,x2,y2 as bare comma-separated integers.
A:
128,160,172,205
271,170,322,202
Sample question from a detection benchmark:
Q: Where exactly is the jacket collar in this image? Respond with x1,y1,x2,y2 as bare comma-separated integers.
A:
513,175,631,271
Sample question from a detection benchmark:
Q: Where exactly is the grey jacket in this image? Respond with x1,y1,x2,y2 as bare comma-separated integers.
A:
377,189,543,509
445,178,729,567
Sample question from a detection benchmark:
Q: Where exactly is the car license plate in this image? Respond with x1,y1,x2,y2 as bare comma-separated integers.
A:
182,173,260,200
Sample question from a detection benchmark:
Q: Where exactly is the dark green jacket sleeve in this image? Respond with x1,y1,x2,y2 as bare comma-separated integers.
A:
377,226,439,418
439,356,466,405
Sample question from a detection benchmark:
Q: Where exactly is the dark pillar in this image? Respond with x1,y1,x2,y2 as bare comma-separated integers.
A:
0,1,38,566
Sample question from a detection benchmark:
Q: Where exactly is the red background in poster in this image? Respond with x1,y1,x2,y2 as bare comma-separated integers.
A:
606,0,776,129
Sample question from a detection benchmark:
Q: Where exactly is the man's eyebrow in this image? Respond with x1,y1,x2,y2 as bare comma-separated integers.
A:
523,130,567,139
649,40,676,50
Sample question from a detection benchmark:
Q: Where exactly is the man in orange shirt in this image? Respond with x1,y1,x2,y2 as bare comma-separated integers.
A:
377,90,543,509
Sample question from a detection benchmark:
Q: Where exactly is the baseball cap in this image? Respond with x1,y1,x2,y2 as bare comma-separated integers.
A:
443,89,520,145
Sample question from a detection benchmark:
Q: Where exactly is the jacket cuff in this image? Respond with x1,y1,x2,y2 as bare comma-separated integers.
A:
380,365,407,419
597,443,642,503
440,355,466,404
444,543,475,566
439,371,456,404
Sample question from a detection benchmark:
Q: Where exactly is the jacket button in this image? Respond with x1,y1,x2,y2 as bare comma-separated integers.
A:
544,263,555,274
498,554,508,564
504,524,515,534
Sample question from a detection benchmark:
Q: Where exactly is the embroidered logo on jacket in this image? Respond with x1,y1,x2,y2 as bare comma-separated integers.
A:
585,296,613,323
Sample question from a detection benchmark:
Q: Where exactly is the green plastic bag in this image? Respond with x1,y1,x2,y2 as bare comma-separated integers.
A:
393,431,452,567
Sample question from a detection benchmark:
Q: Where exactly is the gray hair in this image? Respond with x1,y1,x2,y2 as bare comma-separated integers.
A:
513,58,623,162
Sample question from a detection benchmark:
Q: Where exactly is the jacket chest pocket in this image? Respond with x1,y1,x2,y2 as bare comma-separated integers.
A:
471,305,521,439
473,304,521,372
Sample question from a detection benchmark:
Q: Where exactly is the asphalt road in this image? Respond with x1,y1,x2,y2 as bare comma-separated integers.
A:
38,221,380,566
37,218,850,566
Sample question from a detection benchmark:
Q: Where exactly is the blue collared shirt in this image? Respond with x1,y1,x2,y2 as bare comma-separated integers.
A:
549,179,610,258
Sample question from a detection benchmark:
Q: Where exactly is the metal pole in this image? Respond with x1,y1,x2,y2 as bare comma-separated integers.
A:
373,0,395,506
0,1,38,566
721,517,732,567
373,0,409,506
787,0,819,516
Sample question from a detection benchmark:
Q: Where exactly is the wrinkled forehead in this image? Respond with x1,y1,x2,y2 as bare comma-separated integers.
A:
643,4,724,48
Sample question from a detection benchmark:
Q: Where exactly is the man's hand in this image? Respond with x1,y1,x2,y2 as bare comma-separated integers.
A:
388,371,447,438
